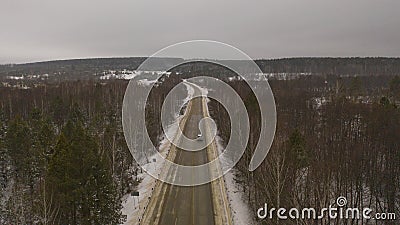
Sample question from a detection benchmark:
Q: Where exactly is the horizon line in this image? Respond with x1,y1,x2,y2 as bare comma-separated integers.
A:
2,55,400,66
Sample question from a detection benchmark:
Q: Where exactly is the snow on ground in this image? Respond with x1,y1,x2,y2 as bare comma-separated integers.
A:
120,118,183,225
190,81,254,225
99,70,171,80
6,75,25,80
121,80,254,224
136,79,158,86
120,80,194,225
182,80,195,103
185,81,254,224
183,80,208,96
6,74,50,80
99,70,138,80
226,72,311,81
215,136,255,225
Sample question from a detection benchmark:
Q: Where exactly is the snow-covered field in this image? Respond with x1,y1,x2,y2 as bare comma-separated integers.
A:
99,70,171,80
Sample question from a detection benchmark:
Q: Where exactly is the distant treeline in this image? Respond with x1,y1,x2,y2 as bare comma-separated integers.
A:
256,57,400,76
1,57,400,79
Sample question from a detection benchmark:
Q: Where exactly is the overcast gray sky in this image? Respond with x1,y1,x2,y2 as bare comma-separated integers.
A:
1,0,399,64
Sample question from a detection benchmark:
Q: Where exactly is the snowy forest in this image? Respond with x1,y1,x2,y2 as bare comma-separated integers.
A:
0,58,399,224
210,74,400,224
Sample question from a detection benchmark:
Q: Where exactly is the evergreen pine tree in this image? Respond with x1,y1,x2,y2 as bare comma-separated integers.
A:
287,129,309,168
47,117,121,224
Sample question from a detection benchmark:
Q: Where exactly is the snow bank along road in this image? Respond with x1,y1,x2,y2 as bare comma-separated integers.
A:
140,82,233,225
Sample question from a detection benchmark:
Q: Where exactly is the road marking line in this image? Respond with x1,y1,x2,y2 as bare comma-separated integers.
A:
140,99,193,225
200,93,234,225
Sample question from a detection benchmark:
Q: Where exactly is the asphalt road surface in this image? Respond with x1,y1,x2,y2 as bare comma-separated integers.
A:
147,89,216,225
